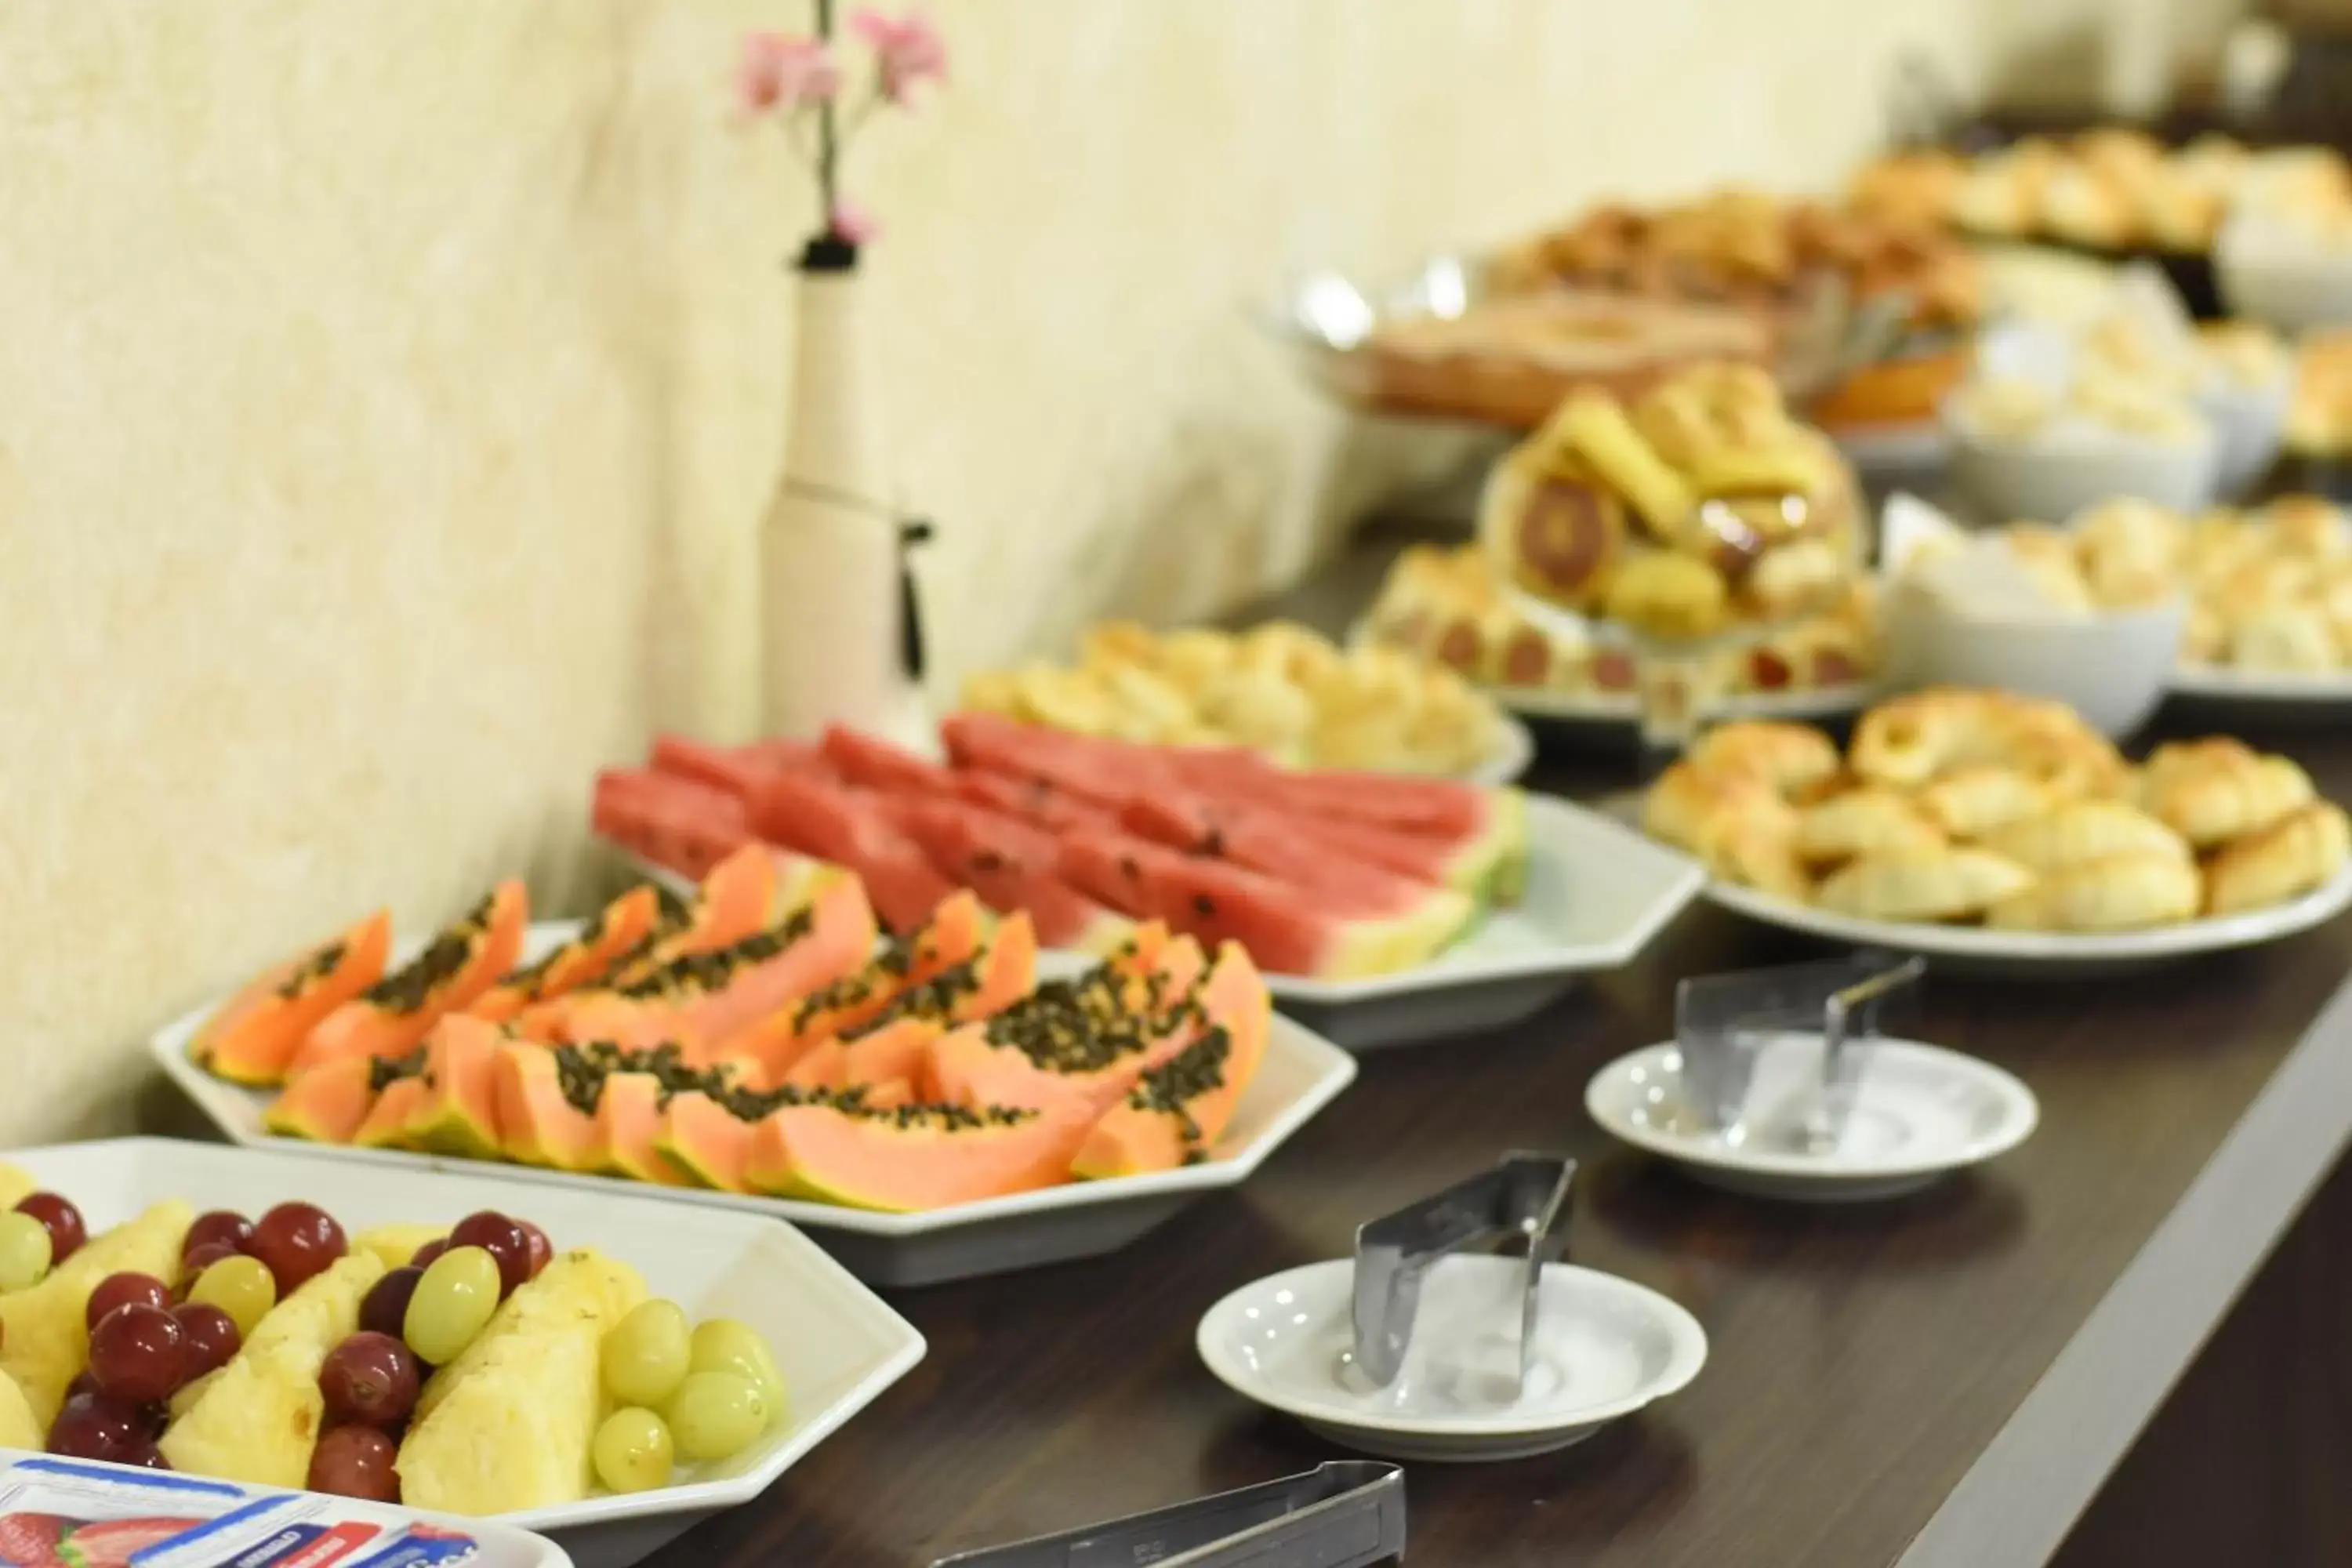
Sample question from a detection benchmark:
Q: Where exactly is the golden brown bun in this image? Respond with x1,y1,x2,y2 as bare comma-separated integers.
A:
2205,802,2351,915
1814,848,2036,923
1806,346,1973,431
1984,853,2202,931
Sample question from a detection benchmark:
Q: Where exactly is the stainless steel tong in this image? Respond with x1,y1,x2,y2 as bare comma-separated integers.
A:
1675,953,1926,1152
1350,1152,1577,1398
928,1460,1405,1568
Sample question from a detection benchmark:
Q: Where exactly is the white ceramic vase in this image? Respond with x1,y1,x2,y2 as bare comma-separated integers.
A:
759,249,932,746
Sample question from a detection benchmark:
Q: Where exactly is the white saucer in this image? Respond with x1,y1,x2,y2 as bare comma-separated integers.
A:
1584,1033,2038,1202
1195,1255,1706,1462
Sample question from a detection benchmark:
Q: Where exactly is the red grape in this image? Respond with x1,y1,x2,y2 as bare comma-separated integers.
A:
447,1213,529,1298
64,1371,97,1403
84,1274,171,1334
515,1221,552,1281
170,1303,241,1378
318,1333,420,1428
307,1426,399,1502
16,1195,85,1265
119,1439,169,1469
184,1211,254,1261
247,1203,347,1295
358,1268,423,1343
46,1392,142,1462
88,1304,186,1404
138,1402,169,1438
410,1239,448,1270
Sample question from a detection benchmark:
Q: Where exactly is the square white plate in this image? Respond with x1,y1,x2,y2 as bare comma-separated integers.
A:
1265,795,1703,1048
152,953,1358,1289
0,1138,924,1568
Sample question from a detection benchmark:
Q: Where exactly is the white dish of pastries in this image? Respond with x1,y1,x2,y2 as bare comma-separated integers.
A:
1956,494,2352,703
1642,689,2352,974
1357,543,1878,727
959,619,1533,784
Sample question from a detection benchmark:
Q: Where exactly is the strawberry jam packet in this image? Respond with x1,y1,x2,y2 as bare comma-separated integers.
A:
0,1457,565,1568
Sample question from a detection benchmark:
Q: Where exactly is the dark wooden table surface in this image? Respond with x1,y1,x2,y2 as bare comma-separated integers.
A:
655,525,2352,1568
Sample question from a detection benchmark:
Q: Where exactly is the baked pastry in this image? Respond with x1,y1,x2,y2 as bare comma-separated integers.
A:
1984,852,2201,931
1643,760,1798,861
1795,788,1947,864
1686,720,1842,796
1815,848,2035,922
2142,750,2314,848
2205,801,2352,915
1979,799,2190,873
1916,766,2057,840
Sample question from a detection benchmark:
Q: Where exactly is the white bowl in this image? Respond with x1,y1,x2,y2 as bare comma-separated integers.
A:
2217,223,2352,333
1946,419,2219,524
1882,577,2186,737
2197,373,2292,499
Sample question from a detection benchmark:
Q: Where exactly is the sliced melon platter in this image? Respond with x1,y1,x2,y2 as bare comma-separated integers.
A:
158,843,1358,1286
594,716,1704,1047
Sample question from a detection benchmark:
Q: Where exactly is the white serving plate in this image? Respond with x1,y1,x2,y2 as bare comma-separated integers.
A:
153,940,1358,1289
1832,419,1952,475
0,1138,924,1568
1584,1034,2038,1202
1490,679,1876,729
1195,1255,1706,1463
2168,662,2352,722
1702,861,2352,978
1464,710,1536,786
1266,794,1702,1049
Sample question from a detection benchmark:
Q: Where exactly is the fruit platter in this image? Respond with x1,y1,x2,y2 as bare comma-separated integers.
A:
957,619,1531,783
153,847,1356,1287
1642,689,2352,974
591,717,1700,1048
0,1138,924,1563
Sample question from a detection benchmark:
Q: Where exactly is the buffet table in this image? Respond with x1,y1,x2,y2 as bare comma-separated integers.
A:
669,528,2352,1565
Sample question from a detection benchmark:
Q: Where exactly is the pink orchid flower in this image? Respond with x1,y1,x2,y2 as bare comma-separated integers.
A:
850,9,947,103
738,32,841,114
828,202,878,245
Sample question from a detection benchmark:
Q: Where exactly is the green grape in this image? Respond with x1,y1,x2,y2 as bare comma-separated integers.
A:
601,1300,691,1408
0,1214,52,1292
591,1406,675,1493
403,1246,502,1365
687,1319,786,1427
664,1371,768,1463
187,1254,276,1338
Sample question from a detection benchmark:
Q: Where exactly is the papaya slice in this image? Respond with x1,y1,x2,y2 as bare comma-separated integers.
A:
558,872,878,1051
656,1090,756,1192
261,1057,378,1144
742,1097,1098,1211
925,935,1210,1111
612,842,814,984
591,1070,691,1186
492,1043,601,1171
191,911,394,1086
720,889,996,1083
837,1019,945,1092
834,909,1036,1085
293,882,528,1072
351,1076,431,1150
1070,943,1272,1178
469,884,674,1024
401,1014,506,1160
780,1036,848,1091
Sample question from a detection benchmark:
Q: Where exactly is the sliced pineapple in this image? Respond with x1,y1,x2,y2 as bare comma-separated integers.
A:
0,1164,38,1213
1,1200,193,1424
411,1248,645,1424
351,1223,445,1270
159,1250,387,1488
397,1248,647,1514
0,1367,40,1450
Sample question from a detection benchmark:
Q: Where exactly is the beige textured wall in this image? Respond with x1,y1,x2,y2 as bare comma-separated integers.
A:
1,0,2212,1141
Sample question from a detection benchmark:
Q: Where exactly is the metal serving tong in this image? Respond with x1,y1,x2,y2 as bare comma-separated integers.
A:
1351,1152,1577,1398
1675,954,1926,1154
929,1460,1405,1568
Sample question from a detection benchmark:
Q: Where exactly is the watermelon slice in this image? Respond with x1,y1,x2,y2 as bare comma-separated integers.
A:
652,735,829,798
593,768,756,881
820,726,960,796
938,713,1166,810
953,765,1122,831
891,795,1134,953
746,771,954,934
1114,793,1473,919
1119,791,1517,905
1060,828,1472,980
